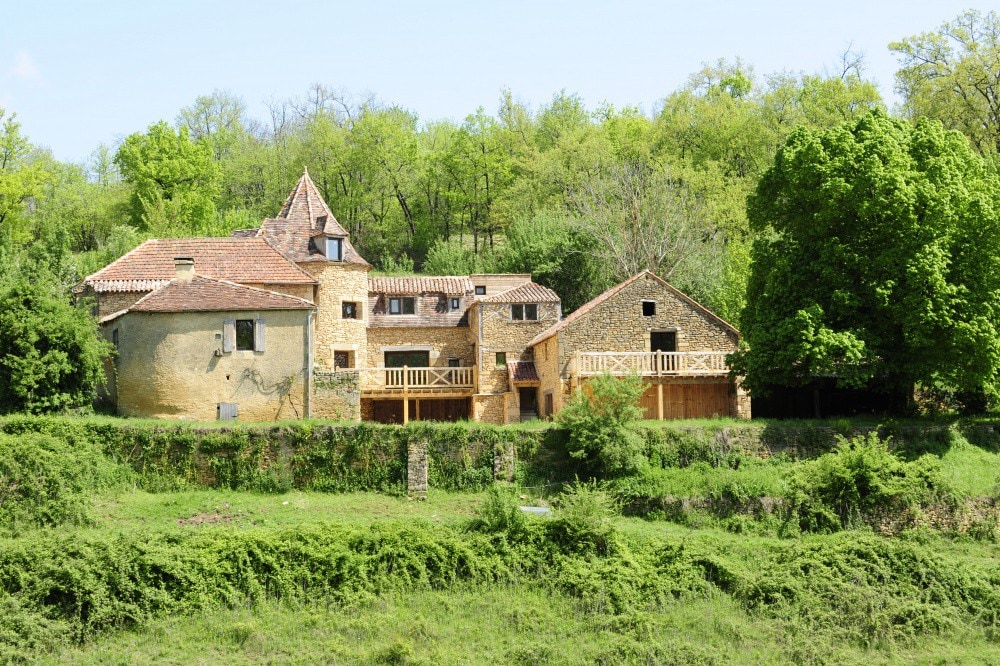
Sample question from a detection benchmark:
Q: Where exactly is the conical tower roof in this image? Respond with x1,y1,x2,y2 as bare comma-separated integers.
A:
250,168,369,266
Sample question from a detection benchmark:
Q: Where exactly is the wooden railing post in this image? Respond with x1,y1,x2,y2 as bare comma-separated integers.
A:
402,365,409,424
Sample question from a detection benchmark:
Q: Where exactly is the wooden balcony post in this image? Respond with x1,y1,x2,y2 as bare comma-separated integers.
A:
402,365,409,424
656,352,664,421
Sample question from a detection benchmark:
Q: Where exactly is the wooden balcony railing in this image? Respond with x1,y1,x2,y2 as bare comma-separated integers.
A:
575,351,729,377
360,366,476,393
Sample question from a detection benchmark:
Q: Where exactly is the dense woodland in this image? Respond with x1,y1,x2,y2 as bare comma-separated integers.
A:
2,9,1000,413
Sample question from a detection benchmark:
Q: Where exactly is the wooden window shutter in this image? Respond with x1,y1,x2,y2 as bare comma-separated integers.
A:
223,318,235,353
254,318,266,352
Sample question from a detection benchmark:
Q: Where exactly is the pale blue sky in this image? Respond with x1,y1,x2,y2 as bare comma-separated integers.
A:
1,1,994,163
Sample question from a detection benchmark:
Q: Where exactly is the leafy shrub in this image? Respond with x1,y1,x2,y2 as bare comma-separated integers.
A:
468,485,530,542
547,482,619,555
783,433,953,533
558,373,647,478
0,433,130,534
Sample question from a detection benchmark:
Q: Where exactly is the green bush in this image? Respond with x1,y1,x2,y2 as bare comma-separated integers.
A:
547,482,620,556
784,433,954,533
558,373,647,478
0,433,131,535
468,485,530,543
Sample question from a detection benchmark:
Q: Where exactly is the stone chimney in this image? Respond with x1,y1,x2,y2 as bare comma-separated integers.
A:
174,257,195,282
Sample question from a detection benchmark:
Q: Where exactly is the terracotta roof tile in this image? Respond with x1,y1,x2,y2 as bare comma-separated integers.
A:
255,169,369,266
481,282,560,303
81,238,318,292
528,270,738,347
369,276,472,295
508,361,540,383
128,276,315,313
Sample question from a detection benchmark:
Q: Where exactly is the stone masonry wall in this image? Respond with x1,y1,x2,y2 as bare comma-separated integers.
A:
473,301,559,394
555,273,738,375
95,290,150,318
313,370,361,421
366,326,475,367
302,262,369,370
473,394,506,425
534,335,564,418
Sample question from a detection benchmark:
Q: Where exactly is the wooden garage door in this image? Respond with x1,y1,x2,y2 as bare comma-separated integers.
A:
640,382,730,419
371,398,470,424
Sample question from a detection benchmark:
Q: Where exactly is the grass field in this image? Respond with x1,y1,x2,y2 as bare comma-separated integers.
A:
0,419,996,664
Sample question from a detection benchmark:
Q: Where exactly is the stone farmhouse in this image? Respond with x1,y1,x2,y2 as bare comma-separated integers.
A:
78,170,749,423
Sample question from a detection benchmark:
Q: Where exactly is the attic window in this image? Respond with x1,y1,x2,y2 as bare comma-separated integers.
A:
475,285,486,296
325,237,343,261
642,300,656,316
450,297,460,310
389,297,415,315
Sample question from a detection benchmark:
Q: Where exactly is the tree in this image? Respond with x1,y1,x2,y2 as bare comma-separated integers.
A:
0,264,112,414
891,10,1000,154
0,109,50,245
114,121,220,235
732,110,1000,411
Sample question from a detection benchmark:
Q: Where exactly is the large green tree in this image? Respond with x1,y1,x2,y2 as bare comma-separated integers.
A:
114,121,220,235
732,110,1000,411
892,10,1000,154
0,264,112,414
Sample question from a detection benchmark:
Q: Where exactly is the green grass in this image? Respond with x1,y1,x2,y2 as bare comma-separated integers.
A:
938,439,1000,497
48,579,1000,665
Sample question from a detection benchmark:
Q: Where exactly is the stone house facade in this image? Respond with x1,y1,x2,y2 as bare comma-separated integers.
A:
84,171,747,423
529,271,750,420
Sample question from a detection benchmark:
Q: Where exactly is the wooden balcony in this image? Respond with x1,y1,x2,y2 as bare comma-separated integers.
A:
575,351,730,377
360,366,477,397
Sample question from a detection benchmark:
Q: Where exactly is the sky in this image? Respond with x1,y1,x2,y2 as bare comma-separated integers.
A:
1,0,995,164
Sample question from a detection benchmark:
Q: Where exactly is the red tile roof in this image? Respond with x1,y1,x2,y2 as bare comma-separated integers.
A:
126,276,315,314
369,276,472,295
481,282,560,303
528,270,738,347
254,170,369,266
81,238,318,293
508,361,540,384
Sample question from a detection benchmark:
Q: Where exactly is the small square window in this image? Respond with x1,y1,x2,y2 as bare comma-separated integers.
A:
642,301,656,316
511,304,524,320
475,285,486,296
334,351,353,369
495,352,507,368
342,302,358,319
235,319,254,350
525,304,538,320
450,297,460,310
389,297,415,315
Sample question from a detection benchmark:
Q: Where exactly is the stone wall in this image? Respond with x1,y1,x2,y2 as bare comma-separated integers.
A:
94,290,150,318
554,273,738,375
313,370,361,421
473,394,506,425
534,335,564,419
109,308,310,421
302,262,369,370
473,301,559,395
243,283,315,303
407,439,428,500
366,326,475,367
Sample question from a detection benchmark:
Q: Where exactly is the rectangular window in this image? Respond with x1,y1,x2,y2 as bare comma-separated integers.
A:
642,300,656,316
495,352,506,368
388,297,415,315
450,297,460,310
342,301,358,319
511,304,524,320
475,285,486,295
448,358,461,368
325,237,343,261
525,304,538,320
112,329,119,348
385,351,430,367
334,350,352,369
235,319,254,350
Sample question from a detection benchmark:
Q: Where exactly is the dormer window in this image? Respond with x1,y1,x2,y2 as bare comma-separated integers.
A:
324,236,344,261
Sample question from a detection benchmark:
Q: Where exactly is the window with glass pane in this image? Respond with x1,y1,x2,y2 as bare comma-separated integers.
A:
235,319,254,350
525,304,538,320
511,304,523,320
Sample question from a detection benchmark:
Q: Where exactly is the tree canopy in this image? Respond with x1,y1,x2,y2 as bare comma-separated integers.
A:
732,110,1000,410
